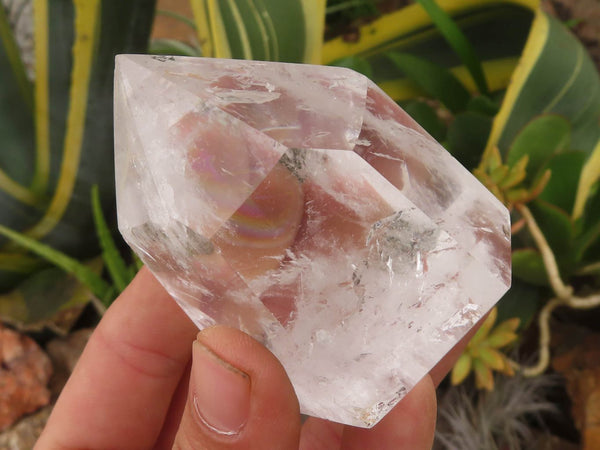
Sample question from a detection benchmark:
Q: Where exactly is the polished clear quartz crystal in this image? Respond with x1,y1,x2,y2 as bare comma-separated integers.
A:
114,55,511,427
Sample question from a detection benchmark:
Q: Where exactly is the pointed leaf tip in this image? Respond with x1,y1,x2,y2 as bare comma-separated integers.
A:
451,352,472,385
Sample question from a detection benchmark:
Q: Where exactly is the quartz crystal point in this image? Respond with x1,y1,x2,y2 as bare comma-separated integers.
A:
114,55,511,427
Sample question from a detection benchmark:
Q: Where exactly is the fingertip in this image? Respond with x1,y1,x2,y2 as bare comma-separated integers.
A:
173,326,301,449
191,340,251,436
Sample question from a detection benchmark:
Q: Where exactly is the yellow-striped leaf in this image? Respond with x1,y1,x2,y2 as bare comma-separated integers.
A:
190,0,326,63
323,0,537,102
506,114,571,184
0,1,156,294
0,3,40,291
485,11,600,219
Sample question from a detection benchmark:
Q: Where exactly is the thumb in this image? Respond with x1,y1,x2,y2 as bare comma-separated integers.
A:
173,326,301,449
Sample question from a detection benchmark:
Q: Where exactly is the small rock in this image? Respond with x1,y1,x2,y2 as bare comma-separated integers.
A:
0,406,51,450
46,328,93,399
0,324,52,431
553,327,600,450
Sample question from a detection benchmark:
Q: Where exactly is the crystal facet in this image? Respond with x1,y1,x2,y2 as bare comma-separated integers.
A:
114,55,511,427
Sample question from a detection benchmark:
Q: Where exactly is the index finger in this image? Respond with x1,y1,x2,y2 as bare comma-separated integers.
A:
36,268,198,449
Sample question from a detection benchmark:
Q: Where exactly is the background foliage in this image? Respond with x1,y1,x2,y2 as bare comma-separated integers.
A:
0,0,156,330
1,0,599,409
1,0,599,445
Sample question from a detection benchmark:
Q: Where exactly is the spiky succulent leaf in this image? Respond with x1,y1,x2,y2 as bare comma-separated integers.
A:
473,358,494,391
451,352,472,386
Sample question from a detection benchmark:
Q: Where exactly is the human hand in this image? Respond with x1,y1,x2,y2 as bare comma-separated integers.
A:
36,267,443,449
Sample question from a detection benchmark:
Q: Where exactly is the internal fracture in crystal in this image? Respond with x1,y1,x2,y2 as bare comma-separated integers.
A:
114,55,511,427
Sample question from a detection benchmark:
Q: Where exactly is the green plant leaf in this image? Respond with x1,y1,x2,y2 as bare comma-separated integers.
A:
387,51,470,112
0,223,112,302
323,2,599,224
470,307,497,347
91,185,130,293
0,2,40,268
0,261,102,334
494,317,520,334
0,1,156,292
451,352,472,385
529,200,575,264
485,12,600,219
581,243,600,269
490,13,600,155
477,347,505,370
498,155,527,189
537,151,586,214
496,277,541,331
415,0,488,95
323,1,533,104
583,180,600,230
447,111,492,170
512,248,548,286
573,184,600,264
486,331,518,349
574,220,600,266
404,101,446,142
466,95,499,116
473,358,494,390
329,55,373,79
506,114,571,183
190,0,326,63
574,139,600,220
